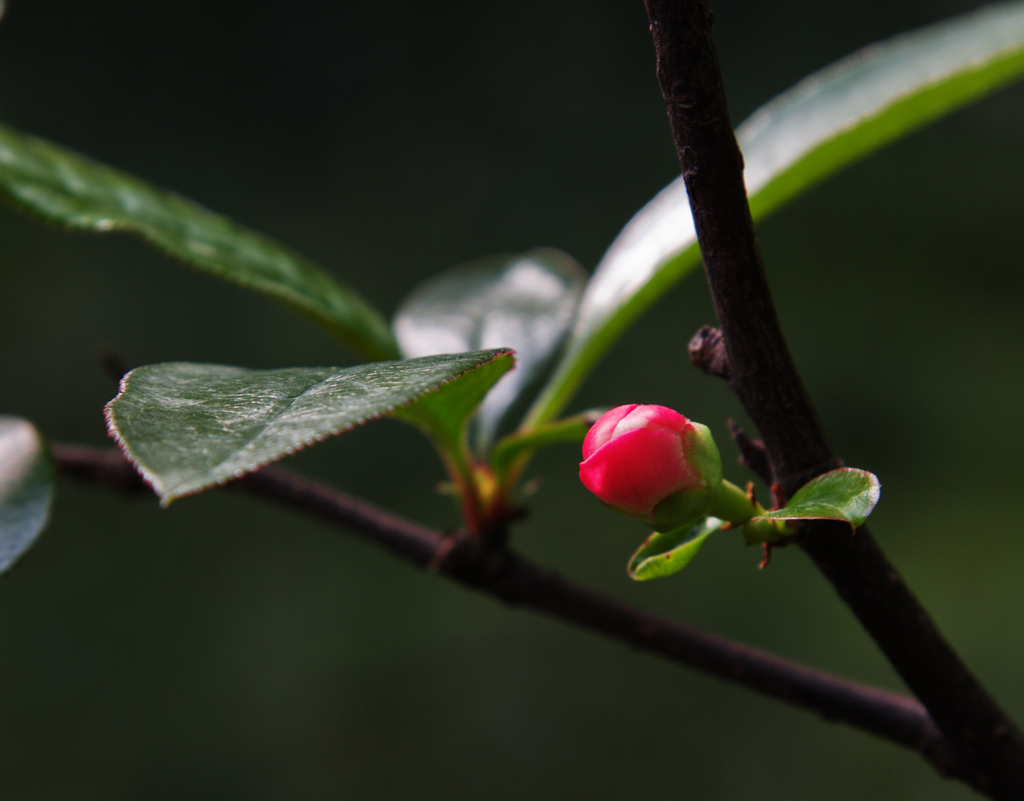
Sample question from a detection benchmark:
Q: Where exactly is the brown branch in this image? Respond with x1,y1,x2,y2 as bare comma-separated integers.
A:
641,1,1024,797
51,442,960,775
54,442,149,493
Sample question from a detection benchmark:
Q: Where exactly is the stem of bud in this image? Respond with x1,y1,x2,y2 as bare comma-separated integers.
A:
707,478,761,523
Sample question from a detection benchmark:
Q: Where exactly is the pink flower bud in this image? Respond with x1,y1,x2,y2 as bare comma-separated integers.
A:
579,404,722,531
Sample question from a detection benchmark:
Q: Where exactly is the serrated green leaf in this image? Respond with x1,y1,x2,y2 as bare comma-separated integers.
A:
0,417,54,575
0,123,398,361
752,468,881,529
525,2,1024,428
394,249,585,450
627,517,724,581
394,352,516,531
105,350,513,505
394,354,515,470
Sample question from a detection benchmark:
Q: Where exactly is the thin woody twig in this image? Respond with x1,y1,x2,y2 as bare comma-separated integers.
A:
52,442,958,775
641,1,1024,797
727,419,773,487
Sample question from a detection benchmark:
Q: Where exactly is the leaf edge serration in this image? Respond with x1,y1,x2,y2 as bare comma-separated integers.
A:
103,349,516,505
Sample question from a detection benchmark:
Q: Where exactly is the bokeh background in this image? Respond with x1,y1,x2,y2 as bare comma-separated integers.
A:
1,0,1022,798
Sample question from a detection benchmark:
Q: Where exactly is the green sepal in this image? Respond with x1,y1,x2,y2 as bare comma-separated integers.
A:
751,468,881,531
682,423,722,488
645,423,722,532
648,485,713,534
627,517,724,581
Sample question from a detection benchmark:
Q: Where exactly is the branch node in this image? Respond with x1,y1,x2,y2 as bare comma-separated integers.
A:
689,325,730,379
426,533,467,573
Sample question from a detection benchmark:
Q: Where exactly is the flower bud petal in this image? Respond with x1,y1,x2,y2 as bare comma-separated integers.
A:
580,427,698,518
579,404,723,530
582,404,638,459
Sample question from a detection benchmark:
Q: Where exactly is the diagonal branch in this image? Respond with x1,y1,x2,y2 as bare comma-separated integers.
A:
52,442,959,775
641,1,1024,798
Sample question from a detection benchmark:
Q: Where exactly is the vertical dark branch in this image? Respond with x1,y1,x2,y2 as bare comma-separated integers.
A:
644,0,837,491
642,1,1024,798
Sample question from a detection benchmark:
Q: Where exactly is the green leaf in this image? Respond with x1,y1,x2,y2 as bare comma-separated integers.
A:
394,354,515,477
0,123,398,362
0,417,54,575
394,249,585,450
627,517,724,581
105,350,513,505
524,2,1024,428
395,354,516,533
752,468,881,529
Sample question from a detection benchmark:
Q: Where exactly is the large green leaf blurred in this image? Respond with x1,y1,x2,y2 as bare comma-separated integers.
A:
394,249,585,450
525,1,1024,427
106,350,512,505
0,416,54,575
0,124,399,361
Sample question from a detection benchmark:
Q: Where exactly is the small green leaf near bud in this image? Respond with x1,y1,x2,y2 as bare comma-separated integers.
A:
752,468,881,530
627,517,724,581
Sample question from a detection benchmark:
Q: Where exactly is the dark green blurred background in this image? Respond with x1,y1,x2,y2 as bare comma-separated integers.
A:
1,0,1022,798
